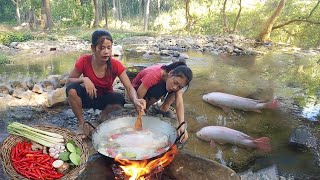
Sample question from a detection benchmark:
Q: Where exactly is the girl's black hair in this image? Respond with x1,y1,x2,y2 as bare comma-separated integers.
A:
161,61,186,72
92,29,113,45
91,29,114,77
163,61,193,91
170,65,193,87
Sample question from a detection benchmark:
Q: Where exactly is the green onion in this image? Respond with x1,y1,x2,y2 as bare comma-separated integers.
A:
7,122,65,148
11,122,64,139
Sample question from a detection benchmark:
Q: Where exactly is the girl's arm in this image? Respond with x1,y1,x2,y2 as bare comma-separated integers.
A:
175,89,185,124
119,71,146,111
175,89,188,143
67,68,97,99
136,84,148,99
66,68,83,84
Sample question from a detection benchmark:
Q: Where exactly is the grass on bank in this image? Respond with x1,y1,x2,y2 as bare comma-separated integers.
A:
0,24,155,46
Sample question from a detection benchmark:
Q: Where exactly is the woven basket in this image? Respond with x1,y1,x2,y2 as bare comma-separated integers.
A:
0,125,89,180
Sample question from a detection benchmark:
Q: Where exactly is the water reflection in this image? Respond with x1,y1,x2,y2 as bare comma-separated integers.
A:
302,96,320,121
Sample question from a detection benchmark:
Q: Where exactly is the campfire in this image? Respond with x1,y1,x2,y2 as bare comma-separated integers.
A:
114,145,178,180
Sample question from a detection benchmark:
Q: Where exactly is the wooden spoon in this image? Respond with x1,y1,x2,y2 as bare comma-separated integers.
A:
134,110,143,131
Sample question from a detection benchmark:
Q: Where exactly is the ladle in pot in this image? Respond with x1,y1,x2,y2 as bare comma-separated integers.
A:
134,111,143,131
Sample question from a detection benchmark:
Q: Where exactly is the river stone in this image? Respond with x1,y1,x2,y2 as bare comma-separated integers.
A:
47,87,67,107
0,84,13,94
10,80,28,90
77,151,239,180
12,89,30,99
165,150,239,180
41,78,59,91
112,45,123,56
9,42,18,48
289,126,318,151
32,83,44,94
25,77,35,90
179,53,189,60
239,165,278,180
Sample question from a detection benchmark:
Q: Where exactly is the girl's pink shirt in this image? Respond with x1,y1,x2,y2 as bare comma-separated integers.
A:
132,64,163,90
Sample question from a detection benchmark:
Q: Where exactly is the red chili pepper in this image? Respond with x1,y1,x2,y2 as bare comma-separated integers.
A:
24,171,40,180
46,173,64,179
15,142,19,155
35,169,44,180
35,163,53,170
26,153,48,157
40,156,51,163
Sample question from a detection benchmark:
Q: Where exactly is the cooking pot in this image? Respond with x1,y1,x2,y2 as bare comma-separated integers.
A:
84,116,185,160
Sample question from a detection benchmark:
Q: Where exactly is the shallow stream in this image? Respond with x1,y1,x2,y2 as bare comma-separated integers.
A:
0,50,319,179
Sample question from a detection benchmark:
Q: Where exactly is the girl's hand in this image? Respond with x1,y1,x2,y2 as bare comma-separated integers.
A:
83,77,97,99
134,98,146,113
177,123,188,143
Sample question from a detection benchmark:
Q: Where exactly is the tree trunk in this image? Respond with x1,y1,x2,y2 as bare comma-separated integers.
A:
13,0,21,25
42,0,54,29
112,0,117,19
222,0,228,33
93,0,101,27
257,0,287,43
143,0,150,31
118,0,123,23
103,0,108,28
157,0,161,14
184,0,191,30
232,0,242,33
272,0,320,30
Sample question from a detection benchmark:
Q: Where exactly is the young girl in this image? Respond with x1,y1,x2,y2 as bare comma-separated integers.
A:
66,30,146,138
132,61,193,143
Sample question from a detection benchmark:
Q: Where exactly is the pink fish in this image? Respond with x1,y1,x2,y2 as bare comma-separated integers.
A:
202,92,278,113
196,126,271,152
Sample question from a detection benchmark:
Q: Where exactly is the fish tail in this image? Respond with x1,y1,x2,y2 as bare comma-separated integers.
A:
253,137,271,152
265,99,279,109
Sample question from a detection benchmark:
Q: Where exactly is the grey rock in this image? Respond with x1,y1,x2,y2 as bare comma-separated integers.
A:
289,126,318,151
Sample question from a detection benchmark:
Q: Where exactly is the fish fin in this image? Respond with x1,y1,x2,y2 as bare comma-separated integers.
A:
220,106,232,113
253,109,262,113
264,99,279,110
253,137,271,152
217,141,226,145
210,140,216,149
253,99,266,103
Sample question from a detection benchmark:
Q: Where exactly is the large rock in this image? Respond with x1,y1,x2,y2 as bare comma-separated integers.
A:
239,165,279,180
165,150,239,180
289,126,318,151
112,45,123,56
47,87,67,107
77,150,239,180
0,84,13,95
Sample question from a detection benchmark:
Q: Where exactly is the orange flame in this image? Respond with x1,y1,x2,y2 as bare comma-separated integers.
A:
115,145,177,180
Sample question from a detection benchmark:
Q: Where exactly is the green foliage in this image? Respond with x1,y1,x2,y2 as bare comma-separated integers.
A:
0,0,319,48
0,32,34,46
51,0,93,27
0,54,11,65
0,1,15,23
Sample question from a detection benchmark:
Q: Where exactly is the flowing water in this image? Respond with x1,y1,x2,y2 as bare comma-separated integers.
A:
0,50,319,179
